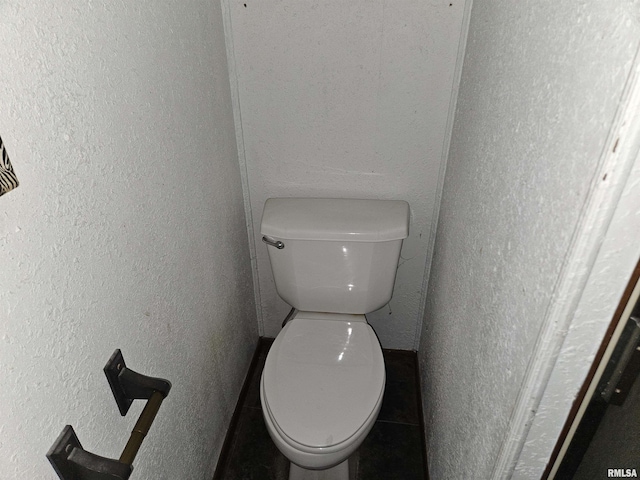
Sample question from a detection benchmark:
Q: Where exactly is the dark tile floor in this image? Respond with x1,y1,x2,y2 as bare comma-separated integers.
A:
214,338,427,480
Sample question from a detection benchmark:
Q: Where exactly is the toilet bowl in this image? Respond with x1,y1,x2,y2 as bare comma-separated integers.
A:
259,198,409,480
260,312,385,478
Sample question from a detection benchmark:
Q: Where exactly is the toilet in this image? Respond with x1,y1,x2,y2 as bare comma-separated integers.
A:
259,197,410,480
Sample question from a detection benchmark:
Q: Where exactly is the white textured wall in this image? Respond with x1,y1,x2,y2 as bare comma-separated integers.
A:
224,0,467,349
0,2,257,479
419,0,640,478
513,70,640,477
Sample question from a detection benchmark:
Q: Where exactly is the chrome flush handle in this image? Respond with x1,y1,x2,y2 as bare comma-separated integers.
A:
262,235,285,249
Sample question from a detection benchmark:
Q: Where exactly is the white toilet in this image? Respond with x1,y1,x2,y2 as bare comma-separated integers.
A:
259,197,410,480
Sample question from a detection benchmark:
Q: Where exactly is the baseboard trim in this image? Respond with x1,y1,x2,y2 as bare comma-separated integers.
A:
212,337,273,480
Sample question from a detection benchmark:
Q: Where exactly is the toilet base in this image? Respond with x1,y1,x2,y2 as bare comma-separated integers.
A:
289,453,358,480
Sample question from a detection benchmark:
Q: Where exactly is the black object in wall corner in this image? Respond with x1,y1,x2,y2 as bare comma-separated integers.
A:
0,135,18,197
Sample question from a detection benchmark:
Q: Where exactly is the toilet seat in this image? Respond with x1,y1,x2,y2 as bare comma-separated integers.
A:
261,315,385,453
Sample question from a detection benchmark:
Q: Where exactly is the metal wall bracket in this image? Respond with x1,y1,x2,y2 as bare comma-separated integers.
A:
47,425,133,480
104,349,172,416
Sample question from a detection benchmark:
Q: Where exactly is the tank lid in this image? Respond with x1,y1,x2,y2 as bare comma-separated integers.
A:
260,198,410,242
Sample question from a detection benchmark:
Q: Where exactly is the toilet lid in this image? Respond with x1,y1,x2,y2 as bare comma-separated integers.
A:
262,318,385,449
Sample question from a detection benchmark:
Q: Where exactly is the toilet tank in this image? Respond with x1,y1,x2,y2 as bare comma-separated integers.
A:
260,198,410,314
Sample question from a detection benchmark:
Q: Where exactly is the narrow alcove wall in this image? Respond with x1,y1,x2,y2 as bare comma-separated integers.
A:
222,0,469,349
419,1,640,478
0,2,257,478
